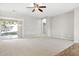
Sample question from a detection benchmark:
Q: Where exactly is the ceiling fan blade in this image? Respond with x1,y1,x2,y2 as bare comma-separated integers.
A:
33,3,39,8
32,9,35,12
39,6,46,8
33,3,37,6
38,9,43,12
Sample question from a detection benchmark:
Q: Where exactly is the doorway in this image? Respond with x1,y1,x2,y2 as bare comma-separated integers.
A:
42,18,47,35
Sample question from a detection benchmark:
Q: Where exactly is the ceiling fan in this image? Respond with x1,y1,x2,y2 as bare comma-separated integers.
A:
26,3,46,12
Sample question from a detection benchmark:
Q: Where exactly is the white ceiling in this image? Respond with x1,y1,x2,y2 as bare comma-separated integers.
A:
0,3,79,18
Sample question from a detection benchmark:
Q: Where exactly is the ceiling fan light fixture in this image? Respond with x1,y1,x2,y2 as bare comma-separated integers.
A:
27,3,46,12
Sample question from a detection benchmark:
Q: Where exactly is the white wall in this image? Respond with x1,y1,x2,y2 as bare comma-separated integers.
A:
74,7,79,42
46,17,52,37
48,11,74,40
24,16,42,38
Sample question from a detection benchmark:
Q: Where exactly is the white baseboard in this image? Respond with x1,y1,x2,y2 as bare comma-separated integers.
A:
51,34,74,40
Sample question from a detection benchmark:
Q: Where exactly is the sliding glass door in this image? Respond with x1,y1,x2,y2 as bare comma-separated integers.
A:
0,19,18,39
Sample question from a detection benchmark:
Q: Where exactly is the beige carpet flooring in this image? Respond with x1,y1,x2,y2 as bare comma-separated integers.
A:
0,38,73,56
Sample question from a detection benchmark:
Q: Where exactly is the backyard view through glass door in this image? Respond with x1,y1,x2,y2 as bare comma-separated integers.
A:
0,19,18,39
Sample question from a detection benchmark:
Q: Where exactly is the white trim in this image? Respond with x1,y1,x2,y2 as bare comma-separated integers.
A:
0,16,23,21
